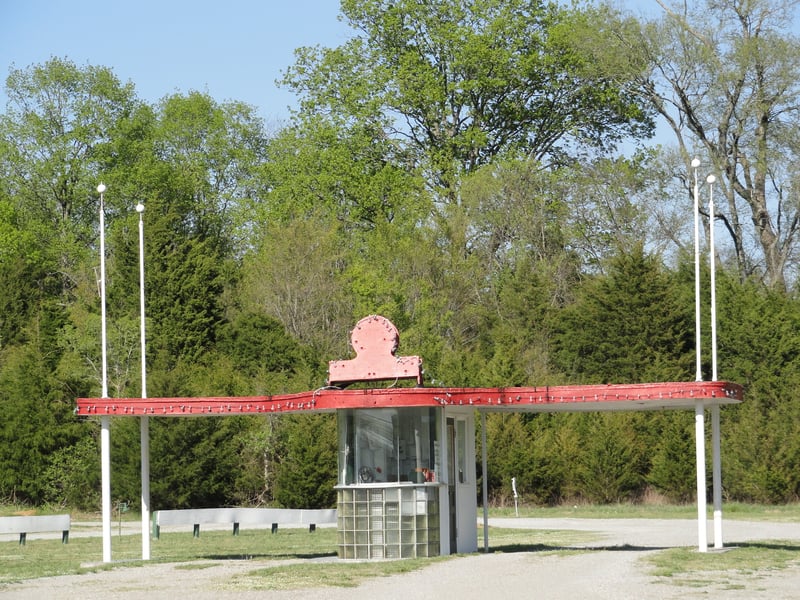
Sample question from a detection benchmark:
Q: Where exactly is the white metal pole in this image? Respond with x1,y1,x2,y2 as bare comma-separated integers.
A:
695,401,708,552
706,174,724,549
712,405,723,548
136,202,151,561
98,183,112,564
100,418,111,562
707,175,718,382
481,412,488,553
692,158,702,381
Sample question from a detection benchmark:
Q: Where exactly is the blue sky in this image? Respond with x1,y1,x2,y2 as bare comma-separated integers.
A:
0,0,352,123
2,1,794,128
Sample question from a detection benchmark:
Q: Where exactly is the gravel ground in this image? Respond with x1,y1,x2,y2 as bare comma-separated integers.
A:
2,517,800,599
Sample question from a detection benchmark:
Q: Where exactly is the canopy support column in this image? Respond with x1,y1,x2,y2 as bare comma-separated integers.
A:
481,411,488,553
711,405,723,549
101,416,112,562
141,417,151,559
695,401,708,552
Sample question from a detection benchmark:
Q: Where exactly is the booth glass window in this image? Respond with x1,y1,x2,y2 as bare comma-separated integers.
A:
338,408,440,485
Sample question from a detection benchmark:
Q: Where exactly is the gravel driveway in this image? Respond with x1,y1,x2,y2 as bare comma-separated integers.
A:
3,517,800,599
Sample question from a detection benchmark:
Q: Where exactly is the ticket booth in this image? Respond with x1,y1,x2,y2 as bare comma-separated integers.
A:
329,315,477,559
335,405,477,558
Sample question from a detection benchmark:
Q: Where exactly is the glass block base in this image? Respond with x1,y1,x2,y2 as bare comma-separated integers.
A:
336,484,441,559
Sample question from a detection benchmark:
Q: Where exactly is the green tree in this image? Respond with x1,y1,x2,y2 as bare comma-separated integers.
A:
714,273,800,502
0,57,142,298
483,414,530,504
578,413,647,503
268,0,661,395
240,217,354,359
284,0,653,204
591,0,800,288
0,319,90,504
127,92,268,370
273,0,659,391
553,246,694,383
229,415,287,506
217,312,308,380
150,91,267,249
242,113,429,359
646,412,697,502
42,436,100,510
146,417,254,508
0,58,148,508
256,115,425,233
274,415,338,509
483,414,563,505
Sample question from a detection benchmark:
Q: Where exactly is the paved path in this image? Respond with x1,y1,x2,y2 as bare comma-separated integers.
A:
2,518,800,599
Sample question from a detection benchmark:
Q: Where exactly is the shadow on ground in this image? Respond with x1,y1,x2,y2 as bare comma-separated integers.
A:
201,551,338,561
489,542,668,554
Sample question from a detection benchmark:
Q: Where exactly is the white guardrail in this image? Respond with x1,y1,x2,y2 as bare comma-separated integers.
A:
0,514,71,545
153,507,337,538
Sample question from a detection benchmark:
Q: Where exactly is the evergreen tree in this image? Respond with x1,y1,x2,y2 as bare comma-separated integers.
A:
0,312,90,503
577,413,646,503
553,245,694,383
274,415,337,509
647,412,697,503
715,273,800,502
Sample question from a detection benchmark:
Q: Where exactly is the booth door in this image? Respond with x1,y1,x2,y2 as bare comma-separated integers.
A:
447,413,477,554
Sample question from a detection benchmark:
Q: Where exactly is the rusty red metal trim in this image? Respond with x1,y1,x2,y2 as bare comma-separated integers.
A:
76,380,743,417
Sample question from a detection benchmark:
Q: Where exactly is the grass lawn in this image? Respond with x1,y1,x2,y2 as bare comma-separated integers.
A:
0,527,339,586
490,501,800,521
0,525,595,589
645,541,800,590
1,503,799,591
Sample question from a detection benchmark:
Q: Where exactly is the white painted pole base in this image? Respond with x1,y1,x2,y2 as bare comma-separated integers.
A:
481,412,488,553
141,416,151,560
695,401,708,552
711,406,723,549
101,416,112,562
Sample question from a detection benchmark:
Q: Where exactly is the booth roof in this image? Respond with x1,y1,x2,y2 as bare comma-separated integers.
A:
76,380,742,417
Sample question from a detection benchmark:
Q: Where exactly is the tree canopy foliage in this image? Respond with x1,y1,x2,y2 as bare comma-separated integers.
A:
578,0,800,289
283,0,654,202
2,0,800,512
